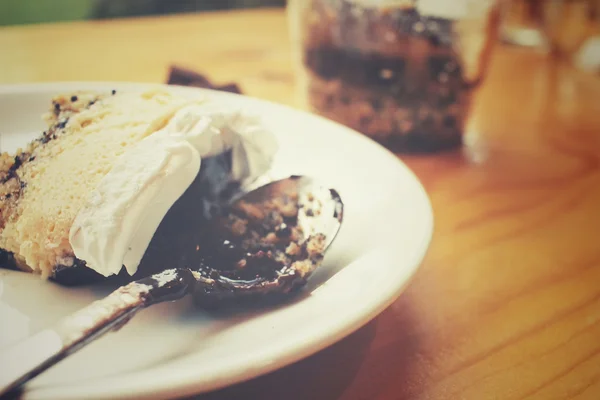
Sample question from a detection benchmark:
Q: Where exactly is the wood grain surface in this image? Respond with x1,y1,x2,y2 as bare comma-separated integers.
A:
1,8,599,400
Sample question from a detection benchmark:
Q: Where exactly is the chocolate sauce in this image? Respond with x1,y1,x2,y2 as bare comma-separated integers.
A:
0,249,18,272
141,268,196,306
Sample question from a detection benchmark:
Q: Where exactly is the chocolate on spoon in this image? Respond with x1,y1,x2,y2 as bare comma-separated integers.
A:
0,176,343,397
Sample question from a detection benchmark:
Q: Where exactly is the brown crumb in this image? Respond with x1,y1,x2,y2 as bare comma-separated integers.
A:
235,201,266,220
290,259,314,277
306,234,326,258
286,242,301,256
263,232,278,244
230,217,248,236
289,227,302,242
272,197,298,218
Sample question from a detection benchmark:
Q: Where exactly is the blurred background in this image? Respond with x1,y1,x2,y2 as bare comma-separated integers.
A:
2,0,598,67
0,0,286,26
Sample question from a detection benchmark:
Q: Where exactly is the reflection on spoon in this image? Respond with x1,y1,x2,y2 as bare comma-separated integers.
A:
0,176,343,398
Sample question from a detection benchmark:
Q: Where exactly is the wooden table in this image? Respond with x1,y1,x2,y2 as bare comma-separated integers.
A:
2,8,600,400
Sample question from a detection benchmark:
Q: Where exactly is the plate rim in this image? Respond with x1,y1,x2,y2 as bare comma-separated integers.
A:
0,81,434,400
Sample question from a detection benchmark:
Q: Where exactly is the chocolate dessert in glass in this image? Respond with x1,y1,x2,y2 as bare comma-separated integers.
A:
288,0,501,153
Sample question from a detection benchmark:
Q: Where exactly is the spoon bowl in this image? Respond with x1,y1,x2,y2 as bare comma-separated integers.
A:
191,175,344,307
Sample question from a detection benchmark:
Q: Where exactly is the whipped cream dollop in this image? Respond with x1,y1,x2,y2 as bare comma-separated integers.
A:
69,103,277,277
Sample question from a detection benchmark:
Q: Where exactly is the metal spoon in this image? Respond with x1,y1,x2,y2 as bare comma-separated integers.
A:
0,176,343,398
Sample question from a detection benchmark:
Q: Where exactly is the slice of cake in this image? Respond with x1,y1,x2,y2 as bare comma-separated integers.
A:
0,89,277,284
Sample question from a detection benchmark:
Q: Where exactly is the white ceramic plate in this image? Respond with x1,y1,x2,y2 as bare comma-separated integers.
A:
0,82,433,400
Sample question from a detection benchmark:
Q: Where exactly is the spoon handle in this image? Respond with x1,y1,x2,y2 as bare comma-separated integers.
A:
0,268,194,398
0,302,142,398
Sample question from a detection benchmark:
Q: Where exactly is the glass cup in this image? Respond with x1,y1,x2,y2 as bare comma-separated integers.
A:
288,0,502,153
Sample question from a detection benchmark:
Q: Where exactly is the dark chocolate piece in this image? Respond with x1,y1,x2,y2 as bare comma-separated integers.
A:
166,65,242,94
